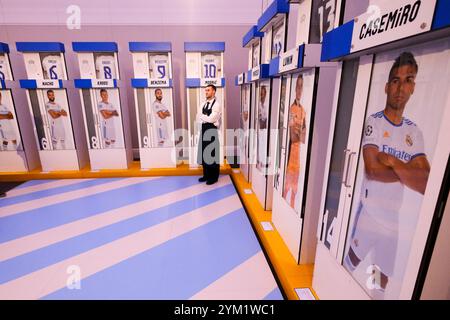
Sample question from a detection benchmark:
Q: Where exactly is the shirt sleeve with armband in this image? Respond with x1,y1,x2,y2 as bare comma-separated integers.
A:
362,114,381,151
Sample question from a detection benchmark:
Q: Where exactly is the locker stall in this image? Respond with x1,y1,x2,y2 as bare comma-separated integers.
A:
129,42,176,169
0,42,39,172
184,42,226,168
314,0,450,300
72,42,132,171
16,42,87,172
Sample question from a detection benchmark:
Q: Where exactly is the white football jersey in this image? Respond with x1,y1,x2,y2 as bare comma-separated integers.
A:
95,55,117,79
201,54,221,79
272,24,285,57
0,103,14,133
98,101,117,127
360,111,425,227
42,55,64,80
149,54,169,79
0,54,11,80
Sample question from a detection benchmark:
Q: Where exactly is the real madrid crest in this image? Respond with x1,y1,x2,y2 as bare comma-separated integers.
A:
406,134,413,147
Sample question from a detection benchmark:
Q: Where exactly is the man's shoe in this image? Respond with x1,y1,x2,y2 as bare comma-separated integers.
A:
198,177,207,182
206,180,218,185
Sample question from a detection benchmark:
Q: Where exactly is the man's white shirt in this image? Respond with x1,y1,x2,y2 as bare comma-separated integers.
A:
361,110,425,228
42,55,64,79
198,98,221,128
95,55,116,79
149,55,169,79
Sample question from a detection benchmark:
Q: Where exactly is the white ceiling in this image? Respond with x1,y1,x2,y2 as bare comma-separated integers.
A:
0,0,267,25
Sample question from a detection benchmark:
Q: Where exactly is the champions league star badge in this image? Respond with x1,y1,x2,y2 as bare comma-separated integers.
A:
406,134,413,147
365,125,373,136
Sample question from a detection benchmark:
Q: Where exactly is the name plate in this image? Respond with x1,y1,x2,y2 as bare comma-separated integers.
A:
251,66,261,80
92,79,116,88
351,0,436,53
148,79,170,87
200,78,224,87
279,47,299,73
36,79,61,89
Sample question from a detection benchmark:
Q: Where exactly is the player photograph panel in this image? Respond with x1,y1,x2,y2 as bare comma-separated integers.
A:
256,81,270,173
282,70,315,214
274,76,289,191
94,88,125,149
201,53,222,79
342,38,450,300
42,89,75,150
252,42,260,68
310,0,337,43
241,85,251,159
39,52,65,80
94,53,117,80
149,87,174,148
0,90,22,151
0,53,12,80
149,53,170,79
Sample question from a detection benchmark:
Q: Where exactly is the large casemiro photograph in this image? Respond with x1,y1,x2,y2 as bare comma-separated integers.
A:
343,38,450,299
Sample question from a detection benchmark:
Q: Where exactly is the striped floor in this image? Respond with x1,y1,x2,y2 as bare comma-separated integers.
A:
0,175,283,300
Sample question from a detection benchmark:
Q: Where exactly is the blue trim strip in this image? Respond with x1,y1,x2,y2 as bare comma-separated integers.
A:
383,113,403,127
0,42,10,53
411,153,427,160
363,143,379,149
257,0,290,31
185,78,201,87
72,42,118,52
260,64,270,79
269,57,280,76
235,75,239,86
19,79,64,89
184,42,225,52
129,42,171,52
242,25,264,47
0,79,5,89
131,78,148,88
247,70,252,82
297,44,305,68
432,0,450,30
16,42,65,53
321,20,354,61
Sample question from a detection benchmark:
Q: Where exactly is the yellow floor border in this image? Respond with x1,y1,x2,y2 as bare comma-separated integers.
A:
0,161,232,181
230,169,319,301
